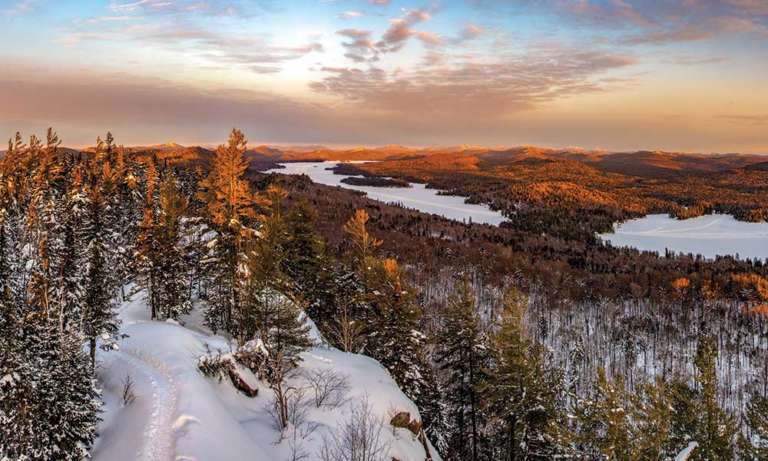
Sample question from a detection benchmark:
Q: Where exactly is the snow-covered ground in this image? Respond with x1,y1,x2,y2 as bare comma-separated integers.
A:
92,289,440,461
599,213,768,261
266,161,507,226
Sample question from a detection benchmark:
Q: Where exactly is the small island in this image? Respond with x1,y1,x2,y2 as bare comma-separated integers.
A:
341,176,412,188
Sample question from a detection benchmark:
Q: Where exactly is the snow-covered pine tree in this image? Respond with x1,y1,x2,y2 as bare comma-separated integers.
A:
366,258,443,438
247,288,312,430
432,277,492,461
0,314,100,461
281,197,325,301
196,128,266,334
483,287,567,460
154,174,192,319
55,167,89,332
82,179,119,368
135,156,163,318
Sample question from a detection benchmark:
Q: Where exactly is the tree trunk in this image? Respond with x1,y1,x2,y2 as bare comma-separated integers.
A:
89,337,96,370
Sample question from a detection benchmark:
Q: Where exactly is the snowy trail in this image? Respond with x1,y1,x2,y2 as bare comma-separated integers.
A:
93,291,181,461
114,347,179,461
93,338,181,461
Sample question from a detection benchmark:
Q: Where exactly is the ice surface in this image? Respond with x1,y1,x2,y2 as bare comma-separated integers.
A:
599,214,768,261
266,161,508,226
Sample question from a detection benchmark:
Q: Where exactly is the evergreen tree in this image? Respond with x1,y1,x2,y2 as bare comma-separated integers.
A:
575,368,635,460
282,197,325,302
691,334,738,459
55,169,89,331
0,315,100,461
196,128,266,334
247,288,312,430
82,182,119,368
740,393,768,459
342,208,381,276
484,287,566,460
136,173,191,320
433,277,491,461
632,377,675,460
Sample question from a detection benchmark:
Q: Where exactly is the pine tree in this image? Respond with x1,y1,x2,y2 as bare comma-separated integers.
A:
691,334,738,459
196,129,266,334
433,277,491,461
247,288,312,430
342,208,382,275
575,368,635,460
82,181,119,368
484,287,566,460
0,315,100,461
741,393,768,459
282,197,325,302
154,174,191,319
632,377,675,460
55,170,89,332
366,258,442,441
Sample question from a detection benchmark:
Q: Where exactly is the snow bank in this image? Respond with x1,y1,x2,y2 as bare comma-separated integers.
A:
92,291,440,461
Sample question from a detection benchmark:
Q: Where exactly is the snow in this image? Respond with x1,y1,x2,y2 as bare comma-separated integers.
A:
674,441,698,461
266,161,507,226
599,213,768,261
92,289,440,461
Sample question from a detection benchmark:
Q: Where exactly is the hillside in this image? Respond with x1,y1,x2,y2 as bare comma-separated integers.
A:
93,288,439,461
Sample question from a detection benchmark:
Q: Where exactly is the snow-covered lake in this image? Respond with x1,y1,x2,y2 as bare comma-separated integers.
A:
600,214,768,260
266,161,508,226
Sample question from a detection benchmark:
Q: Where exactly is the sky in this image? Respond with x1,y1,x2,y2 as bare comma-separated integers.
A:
0,0,766,153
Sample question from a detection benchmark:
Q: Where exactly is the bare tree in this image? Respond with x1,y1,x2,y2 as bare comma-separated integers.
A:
331,298,366,353
302,368,350,408
318,395,389,461
121,374,136,406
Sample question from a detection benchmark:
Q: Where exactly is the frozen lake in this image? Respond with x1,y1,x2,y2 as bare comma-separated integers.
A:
265,161,508,226
600,213,768,260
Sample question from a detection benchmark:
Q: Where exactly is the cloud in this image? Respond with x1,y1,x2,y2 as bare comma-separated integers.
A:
369,0,390,5
667,56,729,66
375,8,433,53
460,23,483,40
2,0,36,16
339,10,363,20
109,0,236,16
311,47,635,116
415,31,443,46
60,20,323,73
337,28,379,62
475,0,768,46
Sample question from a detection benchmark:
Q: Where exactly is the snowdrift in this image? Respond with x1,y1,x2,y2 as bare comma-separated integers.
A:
92,290,440,461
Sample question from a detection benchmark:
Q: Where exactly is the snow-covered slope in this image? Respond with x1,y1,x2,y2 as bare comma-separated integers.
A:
92,289,440,461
